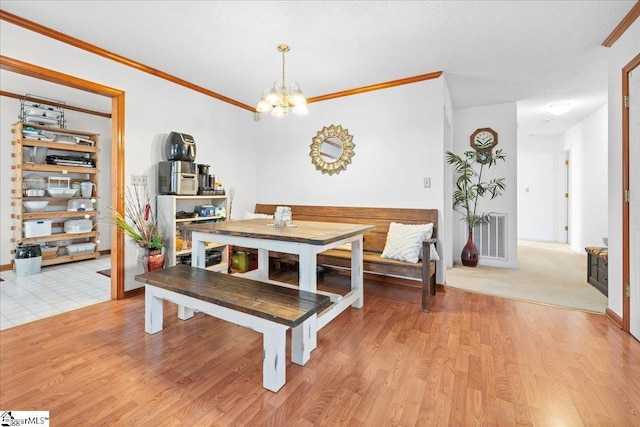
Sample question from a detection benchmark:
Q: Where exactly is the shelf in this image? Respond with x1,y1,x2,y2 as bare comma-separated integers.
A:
175,242,225,256
20,211,97,220
20,163,97,174
205,262,229,273
170,195,227,200
17,139,98,153
13,122,99,138
176,215,225,223
42,251,99,266
15,196,99,202
19,231,98,245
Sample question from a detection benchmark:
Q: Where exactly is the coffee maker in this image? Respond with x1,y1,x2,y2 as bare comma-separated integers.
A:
197,164,216,195
158,132,198,195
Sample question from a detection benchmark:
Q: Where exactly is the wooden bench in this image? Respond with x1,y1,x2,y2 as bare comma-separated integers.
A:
135,264,330,392
251,204,439,312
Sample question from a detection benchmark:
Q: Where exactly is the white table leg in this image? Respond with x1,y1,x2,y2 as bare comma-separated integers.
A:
262,324,288,392
298,244,317,293
351,236,364,308
291,314,316,365
145,285,164,334
257,248,270,279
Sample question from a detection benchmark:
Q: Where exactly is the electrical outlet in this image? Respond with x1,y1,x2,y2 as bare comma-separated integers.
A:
423,177,431,188
131,175,147,186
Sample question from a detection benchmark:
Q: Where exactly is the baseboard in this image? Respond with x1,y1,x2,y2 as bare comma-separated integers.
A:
605,308,623,328
124,287,144,298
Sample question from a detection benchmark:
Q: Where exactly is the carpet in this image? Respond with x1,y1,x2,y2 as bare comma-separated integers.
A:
445,240,608,313
97,269,111,278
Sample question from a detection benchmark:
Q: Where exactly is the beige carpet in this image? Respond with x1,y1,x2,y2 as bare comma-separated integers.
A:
445,240,608,313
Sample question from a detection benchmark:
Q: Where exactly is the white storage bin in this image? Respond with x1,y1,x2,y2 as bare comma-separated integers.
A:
66,242,96,255
67,199,94,211
64,219,93,234
23,220,52,238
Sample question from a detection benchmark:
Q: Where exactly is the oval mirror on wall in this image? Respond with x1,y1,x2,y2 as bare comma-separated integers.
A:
309,124,355,175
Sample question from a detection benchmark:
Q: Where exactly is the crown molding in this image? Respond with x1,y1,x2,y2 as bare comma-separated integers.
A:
1,9,444,113
602,1,640,47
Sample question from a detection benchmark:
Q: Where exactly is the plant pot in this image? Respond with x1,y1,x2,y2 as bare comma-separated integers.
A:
142,248,165,272
461,232,478,267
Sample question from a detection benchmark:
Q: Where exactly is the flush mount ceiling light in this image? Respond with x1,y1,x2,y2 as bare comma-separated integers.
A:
256,44,308,118
548,101,572,116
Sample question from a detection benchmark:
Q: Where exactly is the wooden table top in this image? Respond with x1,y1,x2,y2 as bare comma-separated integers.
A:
136,265,330,327
185,218,375,246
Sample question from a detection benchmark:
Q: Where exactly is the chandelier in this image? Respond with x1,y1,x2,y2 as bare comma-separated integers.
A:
256,44,308,117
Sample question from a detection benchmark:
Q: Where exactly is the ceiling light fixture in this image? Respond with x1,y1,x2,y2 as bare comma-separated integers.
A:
256,44,308,118
548,101,572,116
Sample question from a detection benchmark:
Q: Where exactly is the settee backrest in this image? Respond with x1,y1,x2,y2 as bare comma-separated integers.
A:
255,204,438,254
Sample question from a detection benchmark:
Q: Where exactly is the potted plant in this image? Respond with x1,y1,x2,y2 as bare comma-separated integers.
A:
445,149,506,267
111,185,166,271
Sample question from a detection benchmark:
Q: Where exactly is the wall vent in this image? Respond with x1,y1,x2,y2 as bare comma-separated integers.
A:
472,213,507,260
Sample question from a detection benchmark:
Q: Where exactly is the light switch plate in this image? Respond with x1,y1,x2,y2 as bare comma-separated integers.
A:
423,177,431,188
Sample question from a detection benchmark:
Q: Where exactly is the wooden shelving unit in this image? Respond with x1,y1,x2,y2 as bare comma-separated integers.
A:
11,122,100,267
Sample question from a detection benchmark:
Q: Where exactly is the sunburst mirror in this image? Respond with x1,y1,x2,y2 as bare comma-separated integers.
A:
309,124,355,175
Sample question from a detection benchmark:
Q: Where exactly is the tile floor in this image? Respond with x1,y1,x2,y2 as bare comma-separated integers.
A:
0,256,111,331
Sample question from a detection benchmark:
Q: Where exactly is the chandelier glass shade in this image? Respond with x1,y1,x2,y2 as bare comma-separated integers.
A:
256,44,308,117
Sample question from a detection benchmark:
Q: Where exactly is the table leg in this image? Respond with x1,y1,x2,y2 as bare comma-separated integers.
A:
257,248,270,280
298,244,317,293
145,285,163,334
351,236,364,308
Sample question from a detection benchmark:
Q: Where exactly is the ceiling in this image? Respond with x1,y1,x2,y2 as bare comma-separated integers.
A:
0,1,635,138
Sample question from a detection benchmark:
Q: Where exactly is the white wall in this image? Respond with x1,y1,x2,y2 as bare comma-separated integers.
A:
517,135,564,242
0,21,260,290
254,77,451,284
607,18,640,318
562,104,608,252
452,102,518,268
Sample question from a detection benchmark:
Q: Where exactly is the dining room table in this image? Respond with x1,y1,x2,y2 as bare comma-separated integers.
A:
184,218,375,351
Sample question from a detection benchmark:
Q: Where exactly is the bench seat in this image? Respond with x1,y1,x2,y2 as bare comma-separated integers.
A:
136,264,330,392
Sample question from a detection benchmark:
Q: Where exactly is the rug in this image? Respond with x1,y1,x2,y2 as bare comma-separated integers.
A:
97,269,111,278
445,240,608,313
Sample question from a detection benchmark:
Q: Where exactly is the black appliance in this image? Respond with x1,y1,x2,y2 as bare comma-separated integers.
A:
196,164,217,194
166,132,196,162
177,249,221,267
158,161,198,195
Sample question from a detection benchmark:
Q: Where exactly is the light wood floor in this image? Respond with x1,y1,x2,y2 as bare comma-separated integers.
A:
1,270,639,426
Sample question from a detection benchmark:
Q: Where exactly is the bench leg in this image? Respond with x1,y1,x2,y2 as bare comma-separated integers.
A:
145,285,163,334
177,305,194,320
262,325,288,392
292,314,316,365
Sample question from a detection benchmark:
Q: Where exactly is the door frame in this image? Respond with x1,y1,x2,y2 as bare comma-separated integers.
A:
622,53,640,332
0,55,127,300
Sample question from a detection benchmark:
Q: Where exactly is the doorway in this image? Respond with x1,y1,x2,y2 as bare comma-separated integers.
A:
0,55,126,300
625,61,640,340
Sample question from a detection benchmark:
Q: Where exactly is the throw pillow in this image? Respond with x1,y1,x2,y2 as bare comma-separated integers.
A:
381,222,434,264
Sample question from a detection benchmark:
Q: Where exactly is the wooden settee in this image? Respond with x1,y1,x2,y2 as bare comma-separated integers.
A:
252,204,439,312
